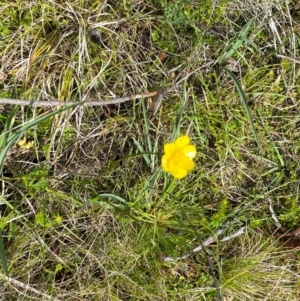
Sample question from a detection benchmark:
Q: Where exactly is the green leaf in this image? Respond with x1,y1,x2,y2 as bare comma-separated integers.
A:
218,20,254,63
223,68,262,153
172,80,187,140
0,106,19,150
0,229,8,275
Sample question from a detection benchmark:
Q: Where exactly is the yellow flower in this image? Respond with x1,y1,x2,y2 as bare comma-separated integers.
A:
161,135,196,179
18,137,34,149
17,137,27,147
54,215,63,224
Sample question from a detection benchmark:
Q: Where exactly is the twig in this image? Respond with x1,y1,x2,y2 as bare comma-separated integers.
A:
0,91,159,107
220,226,245,242
276,54,300,65
151,85,178,116
2,275,62,301
0,61,214,110
162,226,245,262
268,198,281,229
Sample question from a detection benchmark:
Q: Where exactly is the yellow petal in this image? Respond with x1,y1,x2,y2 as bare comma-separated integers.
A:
161,155,170,172
182,145,197,159
176,156,195,171
173,170,187,179
164,143,177,156
24,141,34,149
175,135,190,148
169,160,188,179
18,137,26,147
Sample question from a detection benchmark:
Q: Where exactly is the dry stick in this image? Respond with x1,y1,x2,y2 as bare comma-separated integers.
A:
2,275,62,301
268,198,281,229
151,84,178,116
162,226,246,262
0,91,159,107
161,226,245,301
0,86,177,108
0,63,213,109
276,54,300,65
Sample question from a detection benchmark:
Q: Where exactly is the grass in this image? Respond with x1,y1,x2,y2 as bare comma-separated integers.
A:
1,0,300,300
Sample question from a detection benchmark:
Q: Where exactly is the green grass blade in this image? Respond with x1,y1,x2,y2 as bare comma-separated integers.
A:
0,103,82,174
0,106,19,150
218,19,254,63
141,99,152,154
257,110,285,167
132,137,151,166
99,193,127,208
224,67,262,153
90,193,127,209
171,80,187,140
131,100,156,169
0,229,8,275
141,99,156,169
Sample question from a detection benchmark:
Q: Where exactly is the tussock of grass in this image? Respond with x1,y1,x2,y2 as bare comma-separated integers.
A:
1,0,300,300
222,231,299,301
